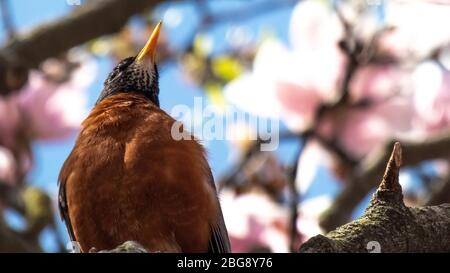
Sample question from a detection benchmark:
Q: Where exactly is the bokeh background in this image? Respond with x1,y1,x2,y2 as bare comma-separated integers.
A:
0,0,450,253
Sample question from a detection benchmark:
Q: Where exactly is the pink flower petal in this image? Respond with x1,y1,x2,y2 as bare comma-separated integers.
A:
221,190,289,253
276,82,323,132
16,58,96,141
350,65,409,102
0,146,16,186
337,98,415,158
380,2,450,59
224,1,347,132
413,62,450,133
289,0,343,54
297,196,331,240
295,140,333,194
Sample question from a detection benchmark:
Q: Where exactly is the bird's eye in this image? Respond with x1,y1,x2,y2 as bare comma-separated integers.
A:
117,63,127,71
117,57,134,71
107,57,134,83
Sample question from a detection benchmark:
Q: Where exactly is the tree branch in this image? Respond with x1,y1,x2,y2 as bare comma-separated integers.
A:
0,0,166,95
97,241,147,253
0,186,58,253
300,142,450,253
0,220,41,253
319,132,450,232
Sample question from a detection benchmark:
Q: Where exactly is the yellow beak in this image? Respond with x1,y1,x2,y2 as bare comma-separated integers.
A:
136,21,162,62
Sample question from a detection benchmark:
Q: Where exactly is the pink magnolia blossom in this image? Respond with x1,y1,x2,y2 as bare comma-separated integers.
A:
412,61,450,133
0,56,96,183
317,97,415,159
0,146,16,186
276,82,323,132
280,0,347,104
379,2,450,60
296,140,333,194
221,189,290,253
272,2,420,157
225,0,347,132
289,0,343,54
225,0,418,159
16,58,96,141
296,196,331,241
226,0,450,161
224,40,290,120
221,188,332,252
1,58,96,143
350,64,410,102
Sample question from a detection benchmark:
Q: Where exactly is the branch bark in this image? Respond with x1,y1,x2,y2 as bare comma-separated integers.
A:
97,241,147,253
0,0,165,95
0,220,41,253
300,142,450,253
319,132,450,232
0,186,59,253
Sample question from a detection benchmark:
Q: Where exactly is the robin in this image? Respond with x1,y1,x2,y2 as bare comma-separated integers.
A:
58,22,230,253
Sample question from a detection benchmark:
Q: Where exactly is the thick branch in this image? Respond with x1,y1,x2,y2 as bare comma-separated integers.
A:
0,186,58,253
97,241,147,253
300,143,450,253
320,132,450,232
0,220,41,253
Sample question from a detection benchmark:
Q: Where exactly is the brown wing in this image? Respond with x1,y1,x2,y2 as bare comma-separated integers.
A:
206,168,231,253
58,155,77,244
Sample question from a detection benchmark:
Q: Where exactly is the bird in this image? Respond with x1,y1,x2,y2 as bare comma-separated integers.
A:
58,22,230,253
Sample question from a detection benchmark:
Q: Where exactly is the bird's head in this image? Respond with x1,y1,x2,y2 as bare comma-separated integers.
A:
97,21,163,106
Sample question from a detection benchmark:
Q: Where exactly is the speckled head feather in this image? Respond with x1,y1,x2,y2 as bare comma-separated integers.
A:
96,56,160,106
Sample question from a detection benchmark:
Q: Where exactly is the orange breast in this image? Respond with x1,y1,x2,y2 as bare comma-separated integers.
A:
61,93,219,252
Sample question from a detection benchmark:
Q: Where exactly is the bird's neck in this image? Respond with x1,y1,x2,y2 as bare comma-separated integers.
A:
83,93,159,134
96,87,159,107
97,62,160,106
